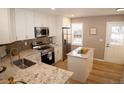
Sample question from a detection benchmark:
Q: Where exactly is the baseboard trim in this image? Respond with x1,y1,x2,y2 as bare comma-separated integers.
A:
94,58,124,64
93,58,105,62
53,59,63,65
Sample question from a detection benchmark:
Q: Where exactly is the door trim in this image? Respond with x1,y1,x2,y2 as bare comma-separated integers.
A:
104,21,124,61
104,22,110,61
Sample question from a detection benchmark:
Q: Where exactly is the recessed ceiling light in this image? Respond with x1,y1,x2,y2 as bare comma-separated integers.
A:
51,8,55,10
116,8,124,11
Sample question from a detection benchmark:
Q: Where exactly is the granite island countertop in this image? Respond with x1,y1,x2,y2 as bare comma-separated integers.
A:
0,49,73,84
67,47,94,59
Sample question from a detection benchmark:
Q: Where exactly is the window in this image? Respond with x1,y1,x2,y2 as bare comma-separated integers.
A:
72,23,83,45
111,26,124,46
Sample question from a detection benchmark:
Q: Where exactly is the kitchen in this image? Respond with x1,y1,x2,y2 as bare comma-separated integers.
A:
0,8,75,84
0,8,124,84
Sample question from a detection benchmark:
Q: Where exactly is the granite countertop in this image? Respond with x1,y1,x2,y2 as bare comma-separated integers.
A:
67,47,94,59
0,49,73,84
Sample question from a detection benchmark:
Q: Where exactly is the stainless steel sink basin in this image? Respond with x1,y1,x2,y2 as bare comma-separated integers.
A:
15,81,27,84
13,59,36,69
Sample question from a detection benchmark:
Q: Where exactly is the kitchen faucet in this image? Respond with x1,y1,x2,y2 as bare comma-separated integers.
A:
10,48,21,65
9,41,24,65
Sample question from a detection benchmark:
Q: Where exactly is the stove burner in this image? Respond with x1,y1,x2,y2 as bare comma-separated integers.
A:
37,46,51,50
0,66,6,73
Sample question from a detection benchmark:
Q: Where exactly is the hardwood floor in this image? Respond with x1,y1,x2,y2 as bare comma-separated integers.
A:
54,59,124,84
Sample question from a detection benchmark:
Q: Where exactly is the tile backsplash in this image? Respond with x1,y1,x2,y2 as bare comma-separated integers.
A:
0,46,7,58
6,37,50,54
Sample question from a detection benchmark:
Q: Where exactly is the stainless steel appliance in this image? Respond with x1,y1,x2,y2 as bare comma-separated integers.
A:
62,27,72,60
41,46,55,65
34,27,49,38
32,43,55,65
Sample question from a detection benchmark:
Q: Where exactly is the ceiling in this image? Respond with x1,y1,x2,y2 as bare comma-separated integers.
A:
33,8,124,18
35,8,124,18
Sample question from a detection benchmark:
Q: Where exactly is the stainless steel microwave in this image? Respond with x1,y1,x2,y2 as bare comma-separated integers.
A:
34,27,49,38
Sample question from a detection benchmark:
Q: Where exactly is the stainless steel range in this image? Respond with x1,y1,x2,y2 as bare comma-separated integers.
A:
32,43,55,65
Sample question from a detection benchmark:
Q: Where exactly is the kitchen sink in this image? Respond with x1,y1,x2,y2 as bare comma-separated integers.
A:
13,59,36,69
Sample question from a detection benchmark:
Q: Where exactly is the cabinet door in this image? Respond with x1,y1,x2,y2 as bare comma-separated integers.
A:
9,9,16,42
25,10,35,39
34,12,42,27
54,47,58,63
0,9,10,44
15,9,26,40
34,12,49,27
41,14,49,27
54,46,62,63
56,16,63,46
48,15,56,36
0,9,16,44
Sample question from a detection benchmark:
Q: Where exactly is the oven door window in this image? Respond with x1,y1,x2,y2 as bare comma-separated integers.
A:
41,29,47,35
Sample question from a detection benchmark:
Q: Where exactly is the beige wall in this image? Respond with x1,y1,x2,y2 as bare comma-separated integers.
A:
63,17,71,27
71,15,124,59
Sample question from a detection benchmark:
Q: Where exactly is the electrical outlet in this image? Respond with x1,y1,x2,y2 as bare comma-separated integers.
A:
99,38,103,42
25,42,28,46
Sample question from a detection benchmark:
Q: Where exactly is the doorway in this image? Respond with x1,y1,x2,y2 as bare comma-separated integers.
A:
104,22,124,64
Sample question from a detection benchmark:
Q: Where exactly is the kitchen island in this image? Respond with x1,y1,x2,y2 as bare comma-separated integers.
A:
0,50,73,84
67,47,94,83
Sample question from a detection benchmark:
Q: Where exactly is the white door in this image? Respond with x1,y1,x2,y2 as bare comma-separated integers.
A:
104,22,124,64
